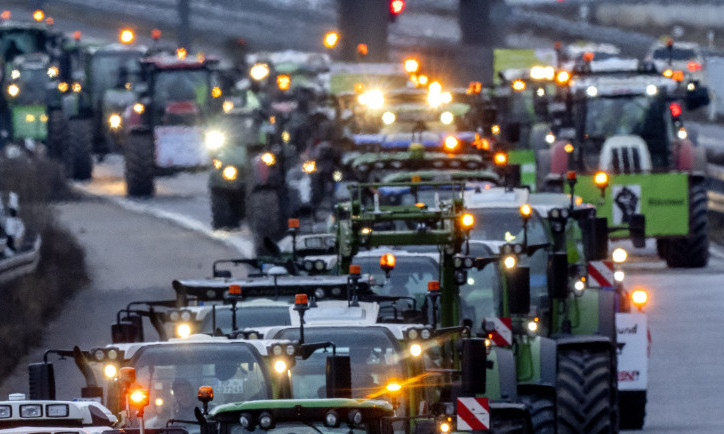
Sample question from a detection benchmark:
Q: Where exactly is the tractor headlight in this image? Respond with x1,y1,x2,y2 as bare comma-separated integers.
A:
205,130,226,151
108,114,122,129
7,84,19,97
222,166,238,181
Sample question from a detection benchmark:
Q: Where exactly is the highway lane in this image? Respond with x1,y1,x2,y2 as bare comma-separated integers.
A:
0,197,243,400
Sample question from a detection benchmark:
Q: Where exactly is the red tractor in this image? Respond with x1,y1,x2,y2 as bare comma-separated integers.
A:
122,52,223,196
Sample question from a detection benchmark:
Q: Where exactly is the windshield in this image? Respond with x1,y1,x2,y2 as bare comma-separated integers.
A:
459,243,504,335
652,47,697,61
13,67,48,104
469,208,548,245
0,29,47,62
274,327,404,401
230,422,369,434
153,69,210,108
354,254,439,305
199,306,292,334
90,51,143,96
575,95,669,169
132,343,270,428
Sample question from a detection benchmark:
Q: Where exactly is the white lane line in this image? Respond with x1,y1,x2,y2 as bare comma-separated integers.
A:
71,183,254,257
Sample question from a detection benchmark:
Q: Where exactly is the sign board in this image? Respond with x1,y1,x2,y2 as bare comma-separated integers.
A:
154,126,209,168
457,397,489,431
588,260,614,288
485,317,512,346
616,312,648,391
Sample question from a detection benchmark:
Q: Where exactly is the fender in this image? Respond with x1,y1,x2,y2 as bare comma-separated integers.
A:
496,347,518,402
556,334,613,353
549,141,569,175
672,138,695,171
487,402,533,433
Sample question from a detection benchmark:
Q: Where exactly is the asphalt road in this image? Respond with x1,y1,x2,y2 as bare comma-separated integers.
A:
0,197,241,400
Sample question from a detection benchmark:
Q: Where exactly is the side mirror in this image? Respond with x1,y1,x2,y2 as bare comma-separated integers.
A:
503,122,521,143
581,217,609,261
111,315,144,344
505,266,530,315
685,82,710,110
629,214,646,248
460,338,487,396
326,355,351,398
28,362,55,400
548,252,569,299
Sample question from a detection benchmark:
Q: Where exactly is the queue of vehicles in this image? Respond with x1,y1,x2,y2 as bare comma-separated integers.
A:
5,8,714,434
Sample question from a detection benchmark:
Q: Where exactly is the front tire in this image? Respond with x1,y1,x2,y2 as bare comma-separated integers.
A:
665,182,708,268
125,131,155,197
619,390,646,429
247,188,284,255
210,187,245,230
557,347,615,434
46,110,68,161
518,392,555,434
65,119,93,180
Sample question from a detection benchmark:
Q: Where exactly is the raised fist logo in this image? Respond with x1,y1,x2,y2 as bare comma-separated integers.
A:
614,186,638,224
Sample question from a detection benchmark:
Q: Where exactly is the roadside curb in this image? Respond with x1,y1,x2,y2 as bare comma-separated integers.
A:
69,182,253,258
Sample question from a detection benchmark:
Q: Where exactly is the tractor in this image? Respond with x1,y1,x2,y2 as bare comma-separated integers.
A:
122,51,224,196
537,61,711,267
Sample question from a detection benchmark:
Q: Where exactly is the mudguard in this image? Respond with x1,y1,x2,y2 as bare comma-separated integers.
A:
555,334,613,353
516,336,557,387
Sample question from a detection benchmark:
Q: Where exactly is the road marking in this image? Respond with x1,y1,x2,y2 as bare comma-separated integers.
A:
71,182,254,257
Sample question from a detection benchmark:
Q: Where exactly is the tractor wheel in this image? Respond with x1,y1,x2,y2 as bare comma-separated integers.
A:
618,390,647,430
46,110,68,160
665,183,709,268
124,131,155,197
556,347,614,434
655,239,669,260
210,187,245,230
247,188,284,254
519,392,555,434
65,119,93,180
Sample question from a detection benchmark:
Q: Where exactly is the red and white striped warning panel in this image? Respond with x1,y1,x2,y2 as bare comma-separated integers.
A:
588,260,614,288
457,397,490,431
485,317,512,346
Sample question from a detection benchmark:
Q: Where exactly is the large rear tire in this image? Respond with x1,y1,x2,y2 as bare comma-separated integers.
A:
556,347,615,434
46,110,68,161
65,119,93,180
619,390,646,430
125,131,155,197
665,182,708,268
247,189,284,255
518,392,554,434
210,187,245,230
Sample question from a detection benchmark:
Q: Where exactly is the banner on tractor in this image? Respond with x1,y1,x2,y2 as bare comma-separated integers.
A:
568,173,689,237
616,313,648,391
154,126,209,168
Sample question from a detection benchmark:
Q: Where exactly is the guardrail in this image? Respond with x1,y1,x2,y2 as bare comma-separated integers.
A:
0,236,42,286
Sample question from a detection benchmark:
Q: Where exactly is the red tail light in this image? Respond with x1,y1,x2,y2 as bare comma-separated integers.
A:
669,102,682,117
390,0,405,14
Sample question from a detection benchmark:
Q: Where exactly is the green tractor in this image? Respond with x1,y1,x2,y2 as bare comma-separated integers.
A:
209,399,394,434
537,63,710,267
49,30,148,179
2,53,51,153
336,181,536,432
0,14,59,152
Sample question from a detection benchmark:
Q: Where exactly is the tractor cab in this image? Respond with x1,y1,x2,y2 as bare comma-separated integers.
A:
3,53,52,145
